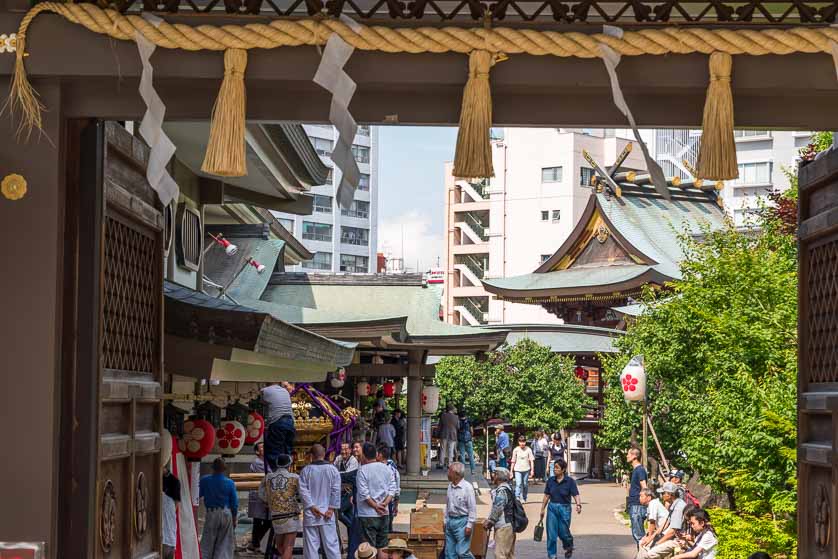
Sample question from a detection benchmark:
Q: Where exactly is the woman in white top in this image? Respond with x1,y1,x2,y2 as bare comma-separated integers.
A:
510,435,535,501
672,509,718,559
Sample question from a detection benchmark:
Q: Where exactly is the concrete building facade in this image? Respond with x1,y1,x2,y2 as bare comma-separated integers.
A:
274,124,380,272
653,129,812,227
443,128,647,327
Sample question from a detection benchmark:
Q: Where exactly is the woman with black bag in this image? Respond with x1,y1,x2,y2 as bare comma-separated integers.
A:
539,460,581,559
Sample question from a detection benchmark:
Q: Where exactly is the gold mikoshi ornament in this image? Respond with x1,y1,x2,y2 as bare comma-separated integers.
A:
1,173,27,200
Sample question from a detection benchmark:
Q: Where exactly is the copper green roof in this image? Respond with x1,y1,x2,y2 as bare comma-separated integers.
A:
483,323,623,354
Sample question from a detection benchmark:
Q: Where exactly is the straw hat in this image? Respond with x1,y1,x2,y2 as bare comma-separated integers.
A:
355,543,377,559
383,539,414,556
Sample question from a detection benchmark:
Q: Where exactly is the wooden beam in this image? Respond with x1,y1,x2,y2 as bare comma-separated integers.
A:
346,363,435,378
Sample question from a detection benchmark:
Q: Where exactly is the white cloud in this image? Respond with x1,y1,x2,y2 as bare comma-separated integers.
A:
378,211,444,273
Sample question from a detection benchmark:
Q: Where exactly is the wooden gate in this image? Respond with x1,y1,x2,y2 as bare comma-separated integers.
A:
60,121,164,558
798,146,838,559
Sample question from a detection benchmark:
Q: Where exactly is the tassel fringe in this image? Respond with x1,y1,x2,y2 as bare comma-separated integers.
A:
202,48,248,177
696,52,738,181
452,50,497,180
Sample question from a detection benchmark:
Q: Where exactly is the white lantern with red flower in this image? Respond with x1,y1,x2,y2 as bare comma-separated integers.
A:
422,385,440,414
620,356,646,402
356,381,371,397
245,411,265,445
214,420,246,456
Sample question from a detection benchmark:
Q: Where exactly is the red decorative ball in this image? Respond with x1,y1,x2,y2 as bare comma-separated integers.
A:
178,419,216,460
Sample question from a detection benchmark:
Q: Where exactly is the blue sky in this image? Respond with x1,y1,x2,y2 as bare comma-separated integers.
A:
377,126,458,272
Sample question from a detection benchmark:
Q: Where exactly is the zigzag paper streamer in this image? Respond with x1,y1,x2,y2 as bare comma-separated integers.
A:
136,15,179,206
313,16,362,210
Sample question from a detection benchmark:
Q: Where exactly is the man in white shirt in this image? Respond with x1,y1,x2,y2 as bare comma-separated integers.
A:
357,442,397,559
510,436,535,501
262,382,296,469
638,488,667,548
445,462,477,559
334,442,359,472
636,483,687,559
299,444,342,559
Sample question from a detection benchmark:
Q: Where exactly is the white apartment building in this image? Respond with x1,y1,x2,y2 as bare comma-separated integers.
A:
653,129,812,227
443,128,647,326
273,124,380,272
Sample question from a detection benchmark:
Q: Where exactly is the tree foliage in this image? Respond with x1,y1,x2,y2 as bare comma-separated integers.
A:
597,220,797,518
435,338,594,432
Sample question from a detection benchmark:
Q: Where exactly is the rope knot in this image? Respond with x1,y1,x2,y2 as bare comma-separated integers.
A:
468,49,496,80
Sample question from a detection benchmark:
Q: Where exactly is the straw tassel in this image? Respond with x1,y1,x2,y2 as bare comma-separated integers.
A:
202,48,248,177
452,50,499,179
696,52,738,181
4,8,46,139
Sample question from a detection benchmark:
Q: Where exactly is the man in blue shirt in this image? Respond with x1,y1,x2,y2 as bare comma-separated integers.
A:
199,457,238,559
495,425,510,468
626,448,648,547
539,459,581,559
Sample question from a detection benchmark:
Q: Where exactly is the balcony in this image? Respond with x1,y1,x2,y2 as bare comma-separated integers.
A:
454,296,489,325
454,212,489,245
341,208,369,219
454,254,488,287
341,236,369,246
303,233,332,242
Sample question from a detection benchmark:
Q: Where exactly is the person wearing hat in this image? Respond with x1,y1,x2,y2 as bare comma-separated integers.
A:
669,470,688,501
355,542,378,559
635,482,687,559
299,444,342,559
483,467,516,559
259,453,301,559
199,457,238,559
383,538,418,559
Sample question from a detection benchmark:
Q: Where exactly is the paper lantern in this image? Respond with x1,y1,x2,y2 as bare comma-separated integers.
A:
245,411,265,444
161,429,173,468
422,385,440,414
574,366,589,382
382,381,396,398
178,419,216,460
214,420,246,456
356,381,371,397
369,383,380,396
620,356,646,402
330,368,346,389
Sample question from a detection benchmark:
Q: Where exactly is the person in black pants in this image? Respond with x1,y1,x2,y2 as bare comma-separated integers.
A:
263,382,296,469
248,442,271,551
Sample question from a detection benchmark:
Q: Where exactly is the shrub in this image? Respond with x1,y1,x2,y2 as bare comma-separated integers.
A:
709,508,797,559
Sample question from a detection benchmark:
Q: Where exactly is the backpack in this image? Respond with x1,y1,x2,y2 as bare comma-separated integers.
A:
501,486,528,533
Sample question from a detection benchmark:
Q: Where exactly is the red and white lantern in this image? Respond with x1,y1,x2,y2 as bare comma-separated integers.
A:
422,385,440,414
382,381,396,398
356,381,371,397
245,411,265,445
178,419,216,460
214,420,246,456
620,356,646,402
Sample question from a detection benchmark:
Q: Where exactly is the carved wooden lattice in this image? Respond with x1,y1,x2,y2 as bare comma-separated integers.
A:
102,215,159,372
807,238,838,384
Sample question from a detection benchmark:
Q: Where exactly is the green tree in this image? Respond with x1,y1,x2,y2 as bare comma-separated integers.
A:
597,220,797,518
435,338,594,432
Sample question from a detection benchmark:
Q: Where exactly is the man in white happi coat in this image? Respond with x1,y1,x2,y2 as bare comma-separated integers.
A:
299,444,342,559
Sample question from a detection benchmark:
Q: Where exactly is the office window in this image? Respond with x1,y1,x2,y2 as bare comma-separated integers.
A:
340,254,369,273
277,217,294,234
552,210,561,223
313,194,333,213
541,210,549,221
357,125,370,137
580,167,595,186
312,137,332,157
541,254,551,263
341,226,369,246
341,200,370,219
731,162,772,186
358,173,370,191
734,130,771,139
541,166,563,183
305,252,332,270
302,221,332,242
352,145,370,164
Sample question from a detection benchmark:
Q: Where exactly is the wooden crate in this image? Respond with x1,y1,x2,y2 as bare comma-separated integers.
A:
389,534,444,559
469,518,489,559
410,507,445,539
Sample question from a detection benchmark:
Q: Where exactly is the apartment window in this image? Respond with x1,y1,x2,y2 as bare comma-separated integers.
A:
734,130,771,139
341,226,369,246
552,210,561,223
313,194,333,213
277,217,294,234
731,162,772,186
580,167,595,186
302,221,332,242
541,254,552,263
357,125,370,137
312,137,332,157
341,200,370,219
352,145,370,164
305,252,332,270
541,210,549,221
358,173,370,191
340,254,369,273
541,166,563,183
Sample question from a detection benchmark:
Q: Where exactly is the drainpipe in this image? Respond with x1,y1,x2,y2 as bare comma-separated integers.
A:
501,142,508,323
